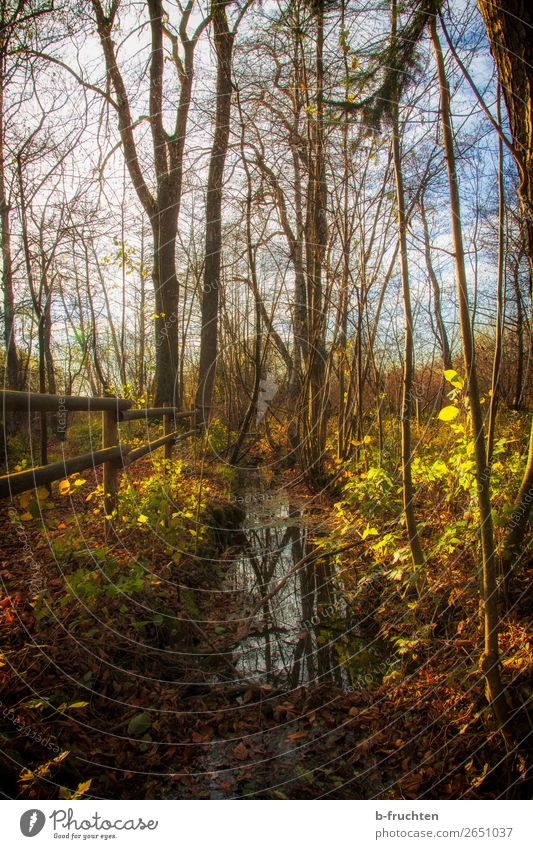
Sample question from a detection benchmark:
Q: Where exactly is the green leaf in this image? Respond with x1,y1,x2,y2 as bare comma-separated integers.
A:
438,405,459,422
127,712,152,737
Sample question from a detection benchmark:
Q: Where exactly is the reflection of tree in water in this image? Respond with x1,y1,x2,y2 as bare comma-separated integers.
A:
227,476,388,689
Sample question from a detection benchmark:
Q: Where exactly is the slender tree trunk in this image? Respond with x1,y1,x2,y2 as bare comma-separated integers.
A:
0,58,20,391
392,0,425,567
431,15,508,729
299,0,328,483
487,88,506,462
196,0,234,426
419,194,453,371
37,316,48,467
291,16,307,394
42,291,56,395
138,226,146,398
230,182,262,464
338,0,351,458
83,244,109,392
512,259,525,409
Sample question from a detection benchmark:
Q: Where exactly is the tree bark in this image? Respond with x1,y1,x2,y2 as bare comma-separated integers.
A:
0,52,20,391
195,0,234,425
477,0,533,566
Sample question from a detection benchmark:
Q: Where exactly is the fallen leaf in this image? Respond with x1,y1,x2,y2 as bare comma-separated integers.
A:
233,741,248,760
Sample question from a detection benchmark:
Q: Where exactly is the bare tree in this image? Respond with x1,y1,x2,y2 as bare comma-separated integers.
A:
90,0,210,405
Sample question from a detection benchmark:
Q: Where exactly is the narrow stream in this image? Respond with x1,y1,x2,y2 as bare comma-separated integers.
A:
225,472,387,690
172,471,390,798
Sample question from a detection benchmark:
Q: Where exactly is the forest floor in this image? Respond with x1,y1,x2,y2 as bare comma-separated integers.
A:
0,450,531,800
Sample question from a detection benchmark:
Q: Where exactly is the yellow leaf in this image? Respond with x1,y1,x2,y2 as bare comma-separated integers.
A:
19,491,32,509
73,478,86,488
443,369,464,389
438,405,459,422
58,480,71,495
74,779,92,796
137,514,149,524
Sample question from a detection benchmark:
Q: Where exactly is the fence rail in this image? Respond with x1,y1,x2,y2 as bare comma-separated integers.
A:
1,389,132,414
0,392,196,511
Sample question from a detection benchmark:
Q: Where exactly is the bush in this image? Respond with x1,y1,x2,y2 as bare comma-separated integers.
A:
65,416,102,455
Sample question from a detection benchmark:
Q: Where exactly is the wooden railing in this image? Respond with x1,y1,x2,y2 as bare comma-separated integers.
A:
0,391,196,511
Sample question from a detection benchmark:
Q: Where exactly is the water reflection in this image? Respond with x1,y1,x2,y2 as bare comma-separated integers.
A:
227,475,386,689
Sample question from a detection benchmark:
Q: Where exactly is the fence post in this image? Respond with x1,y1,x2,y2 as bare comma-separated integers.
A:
102,407,119,524
164,402,173,466
40,411,50,494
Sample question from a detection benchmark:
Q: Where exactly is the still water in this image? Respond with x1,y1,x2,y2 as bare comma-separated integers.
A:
225,473,387,690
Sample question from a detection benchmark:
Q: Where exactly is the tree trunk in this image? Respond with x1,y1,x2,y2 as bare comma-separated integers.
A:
138,224,146,397
477,0,533,276
152,199,179,406
477,0,533,566
195,0,234,426
487,88,506,462
419,193,453,371
299,0,328,484
512,259,525,409
392,0,425,568
91,0,209,405
230,186,262,464
0,56,20,391
431,15,509,729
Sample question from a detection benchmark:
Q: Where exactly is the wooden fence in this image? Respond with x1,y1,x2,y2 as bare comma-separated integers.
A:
0,391,196,514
